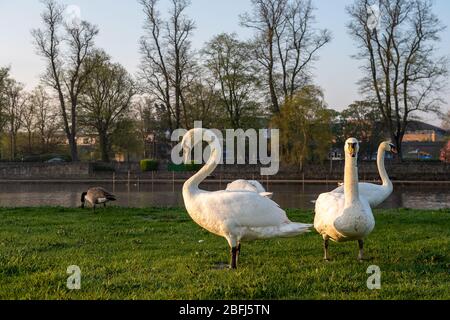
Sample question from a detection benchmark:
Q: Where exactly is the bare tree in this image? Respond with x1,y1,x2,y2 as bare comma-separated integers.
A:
241,0,331,113
139,0,195,130
182,78,224,129
348,0,448,159
203,33,258,129
32,0,99,161
4,79,27,160
0,67,9,92
340,100,384,159
31,86,61,153
79,51,135,162
241,0,287,113
22,98,36,153
0,67,10,133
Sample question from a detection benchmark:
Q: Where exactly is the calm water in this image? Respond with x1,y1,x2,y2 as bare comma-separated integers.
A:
0,181,448,210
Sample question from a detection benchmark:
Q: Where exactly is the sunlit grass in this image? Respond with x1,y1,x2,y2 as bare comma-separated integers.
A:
0,207,448,300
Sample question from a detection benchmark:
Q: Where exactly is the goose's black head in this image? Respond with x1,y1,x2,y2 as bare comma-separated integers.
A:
81,192,87,208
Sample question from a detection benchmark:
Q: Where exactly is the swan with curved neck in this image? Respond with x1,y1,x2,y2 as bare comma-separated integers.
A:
182,128,312,269
332,141,397,207
314,138,374,261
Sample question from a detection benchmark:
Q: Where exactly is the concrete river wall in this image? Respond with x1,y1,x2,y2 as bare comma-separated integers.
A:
0,161,448,182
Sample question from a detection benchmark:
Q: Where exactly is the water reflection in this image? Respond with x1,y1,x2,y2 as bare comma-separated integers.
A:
0,182,448,210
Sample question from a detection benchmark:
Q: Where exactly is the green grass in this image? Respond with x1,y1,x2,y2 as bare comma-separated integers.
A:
0,207,448,300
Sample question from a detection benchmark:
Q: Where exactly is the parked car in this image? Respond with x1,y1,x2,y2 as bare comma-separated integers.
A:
46,157,66,163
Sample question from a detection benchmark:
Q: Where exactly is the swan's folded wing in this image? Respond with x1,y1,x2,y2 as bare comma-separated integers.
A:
200,191,290,228
226,180,267,194
259,192,273,199
314,192,344,234
331,183,387,207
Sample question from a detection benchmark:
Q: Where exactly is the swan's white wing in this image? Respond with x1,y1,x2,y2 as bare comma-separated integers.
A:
259,192,273,199
314,192,345,238
194,190,290,228
331,183,388,207
226,180,256,192
226,180,267,193
247,181,267,193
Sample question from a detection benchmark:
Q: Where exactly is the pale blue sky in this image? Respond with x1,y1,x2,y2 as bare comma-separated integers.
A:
0,0,449,125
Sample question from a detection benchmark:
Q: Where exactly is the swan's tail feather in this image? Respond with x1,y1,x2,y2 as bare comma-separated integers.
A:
248,222,313,239
279,222,313,237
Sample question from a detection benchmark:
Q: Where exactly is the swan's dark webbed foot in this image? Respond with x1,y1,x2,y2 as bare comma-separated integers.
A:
236,243,241,262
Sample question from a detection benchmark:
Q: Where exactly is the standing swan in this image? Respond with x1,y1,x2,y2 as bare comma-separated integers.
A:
332,141,397,207
314,138,374,261
182,128,312,269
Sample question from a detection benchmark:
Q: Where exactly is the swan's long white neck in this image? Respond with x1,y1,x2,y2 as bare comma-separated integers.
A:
183,130,220,193
344,152,359,207
377,144,391,187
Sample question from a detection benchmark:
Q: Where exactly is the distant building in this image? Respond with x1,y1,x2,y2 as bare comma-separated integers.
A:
400,121,448,161
403,121,448,142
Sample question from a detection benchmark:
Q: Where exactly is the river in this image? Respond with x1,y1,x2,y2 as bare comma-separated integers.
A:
0,181,448,210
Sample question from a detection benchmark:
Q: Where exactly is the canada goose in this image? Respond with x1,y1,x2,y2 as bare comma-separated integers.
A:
81,187,117,211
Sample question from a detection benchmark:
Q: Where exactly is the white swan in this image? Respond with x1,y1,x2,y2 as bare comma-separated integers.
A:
182,128,312,269
226,180,273,199
314,138,374,261
332,141,397,207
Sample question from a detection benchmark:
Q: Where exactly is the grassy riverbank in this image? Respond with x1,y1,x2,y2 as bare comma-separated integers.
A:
0,207,448,300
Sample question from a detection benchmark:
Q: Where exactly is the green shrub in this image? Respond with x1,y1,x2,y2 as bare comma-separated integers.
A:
168,162,202,172
140,159,159,172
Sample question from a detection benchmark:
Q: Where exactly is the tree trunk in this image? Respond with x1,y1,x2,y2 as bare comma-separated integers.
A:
69,134,79,162
28,131,32,153
10,132,15,161
392,134,403,163
268,30,279,114
99,132,110,163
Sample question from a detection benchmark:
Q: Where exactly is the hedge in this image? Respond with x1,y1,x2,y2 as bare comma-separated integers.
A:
140,159,159,172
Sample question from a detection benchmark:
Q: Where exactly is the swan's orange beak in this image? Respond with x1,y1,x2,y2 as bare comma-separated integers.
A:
348,143,357,158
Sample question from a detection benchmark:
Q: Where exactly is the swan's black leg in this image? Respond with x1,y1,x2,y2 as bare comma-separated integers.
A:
104,203,106,208
230,247,238,269
358,240,364,261
323,239,330,261
93,204,96,213
236,243,241,263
